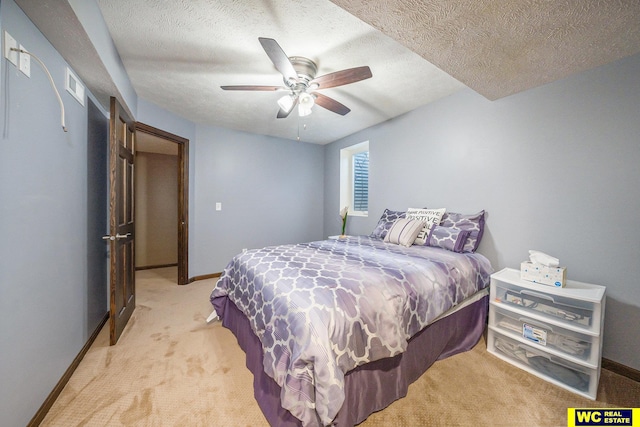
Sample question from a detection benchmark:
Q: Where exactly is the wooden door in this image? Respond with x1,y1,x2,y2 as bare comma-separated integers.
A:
108,97,136,345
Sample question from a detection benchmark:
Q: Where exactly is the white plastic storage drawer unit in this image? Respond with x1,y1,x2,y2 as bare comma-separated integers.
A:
489,304,600,366
487,330,599,398
487,268,606,400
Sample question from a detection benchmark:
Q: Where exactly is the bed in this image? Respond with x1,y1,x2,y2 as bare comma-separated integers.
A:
210,209,493,426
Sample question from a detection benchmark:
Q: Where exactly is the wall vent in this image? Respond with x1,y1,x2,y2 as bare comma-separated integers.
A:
65,67,85,106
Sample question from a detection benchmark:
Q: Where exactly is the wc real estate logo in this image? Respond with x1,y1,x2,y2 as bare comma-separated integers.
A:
568,409,639,426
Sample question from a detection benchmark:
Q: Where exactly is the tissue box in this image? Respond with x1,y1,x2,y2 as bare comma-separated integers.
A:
520,262,566,287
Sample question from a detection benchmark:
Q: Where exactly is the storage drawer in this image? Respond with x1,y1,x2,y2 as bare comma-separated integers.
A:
491,280,598,331
487,330,598,399
489,303,598,366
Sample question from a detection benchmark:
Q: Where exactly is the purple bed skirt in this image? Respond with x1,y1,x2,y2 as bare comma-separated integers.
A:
213,294,488,427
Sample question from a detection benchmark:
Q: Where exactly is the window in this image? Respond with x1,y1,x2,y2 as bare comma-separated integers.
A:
352,151,369,212
340,141,369,216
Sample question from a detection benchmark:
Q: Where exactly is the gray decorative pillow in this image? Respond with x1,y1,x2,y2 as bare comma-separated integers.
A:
406,208,446,245
370,209,406,239
426,225,471,253
439,210,486,252
384,219,426,247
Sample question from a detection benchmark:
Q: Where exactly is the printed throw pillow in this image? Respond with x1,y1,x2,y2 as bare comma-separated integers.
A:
406,208,446,245
439,210,486,252
370,209,406,239
384,219,426,247
426,225,471,253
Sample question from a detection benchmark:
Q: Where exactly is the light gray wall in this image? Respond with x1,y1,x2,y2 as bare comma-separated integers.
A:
192,125,325,276
324,53,640,370
136,97,197,142
137,101,326,277
0,1,108,426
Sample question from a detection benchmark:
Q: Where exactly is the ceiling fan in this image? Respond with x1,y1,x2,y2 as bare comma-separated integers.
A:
221,37,372,119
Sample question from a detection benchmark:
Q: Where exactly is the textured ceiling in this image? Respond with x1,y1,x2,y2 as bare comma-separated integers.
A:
332,0,640,100
95,0,464,144
16,1,640,145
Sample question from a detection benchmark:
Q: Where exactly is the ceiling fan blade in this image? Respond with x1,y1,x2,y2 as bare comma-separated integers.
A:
313,92,351,116
277,96,299,119
311,66,372,89
220,85,285,91
258,37,298,83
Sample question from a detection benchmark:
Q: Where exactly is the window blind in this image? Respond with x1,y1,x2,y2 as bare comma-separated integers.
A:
353,151,369,212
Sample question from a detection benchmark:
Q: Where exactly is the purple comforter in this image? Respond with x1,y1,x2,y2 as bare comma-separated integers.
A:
210,236,492,426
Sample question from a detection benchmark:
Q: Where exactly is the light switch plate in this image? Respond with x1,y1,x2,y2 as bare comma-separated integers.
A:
3,31,18,66
215,202,222,211
18,45,30,77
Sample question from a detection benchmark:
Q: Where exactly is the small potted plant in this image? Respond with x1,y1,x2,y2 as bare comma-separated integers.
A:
339,206,348,238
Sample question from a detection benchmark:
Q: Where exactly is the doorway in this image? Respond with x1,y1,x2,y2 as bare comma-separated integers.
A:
134,123,189,285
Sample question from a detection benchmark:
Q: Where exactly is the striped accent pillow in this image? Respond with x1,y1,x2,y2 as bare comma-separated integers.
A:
384,219,426,247
406,208,446,245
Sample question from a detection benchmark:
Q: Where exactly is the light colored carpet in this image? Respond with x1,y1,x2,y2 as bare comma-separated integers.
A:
41,267,639,427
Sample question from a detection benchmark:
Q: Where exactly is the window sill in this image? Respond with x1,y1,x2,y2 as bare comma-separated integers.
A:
348,211,368,218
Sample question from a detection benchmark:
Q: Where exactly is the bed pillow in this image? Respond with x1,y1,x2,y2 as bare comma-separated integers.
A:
406,208,446,245
426,225,471,253
384,219,426,247
439,210,486,252
370,209,406,239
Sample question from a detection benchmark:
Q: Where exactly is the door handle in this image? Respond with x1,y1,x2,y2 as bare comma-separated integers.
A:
102,233,131,241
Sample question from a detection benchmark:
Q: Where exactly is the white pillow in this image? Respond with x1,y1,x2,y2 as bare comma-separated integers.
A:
406,208,446,245
384,218,426,247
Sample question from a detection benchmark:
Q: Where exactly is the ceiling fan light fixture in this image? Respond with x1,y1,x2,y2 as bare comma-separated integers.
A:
221,38,372,120
277,94,295,112
298,106,312,117
298,92,314,116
